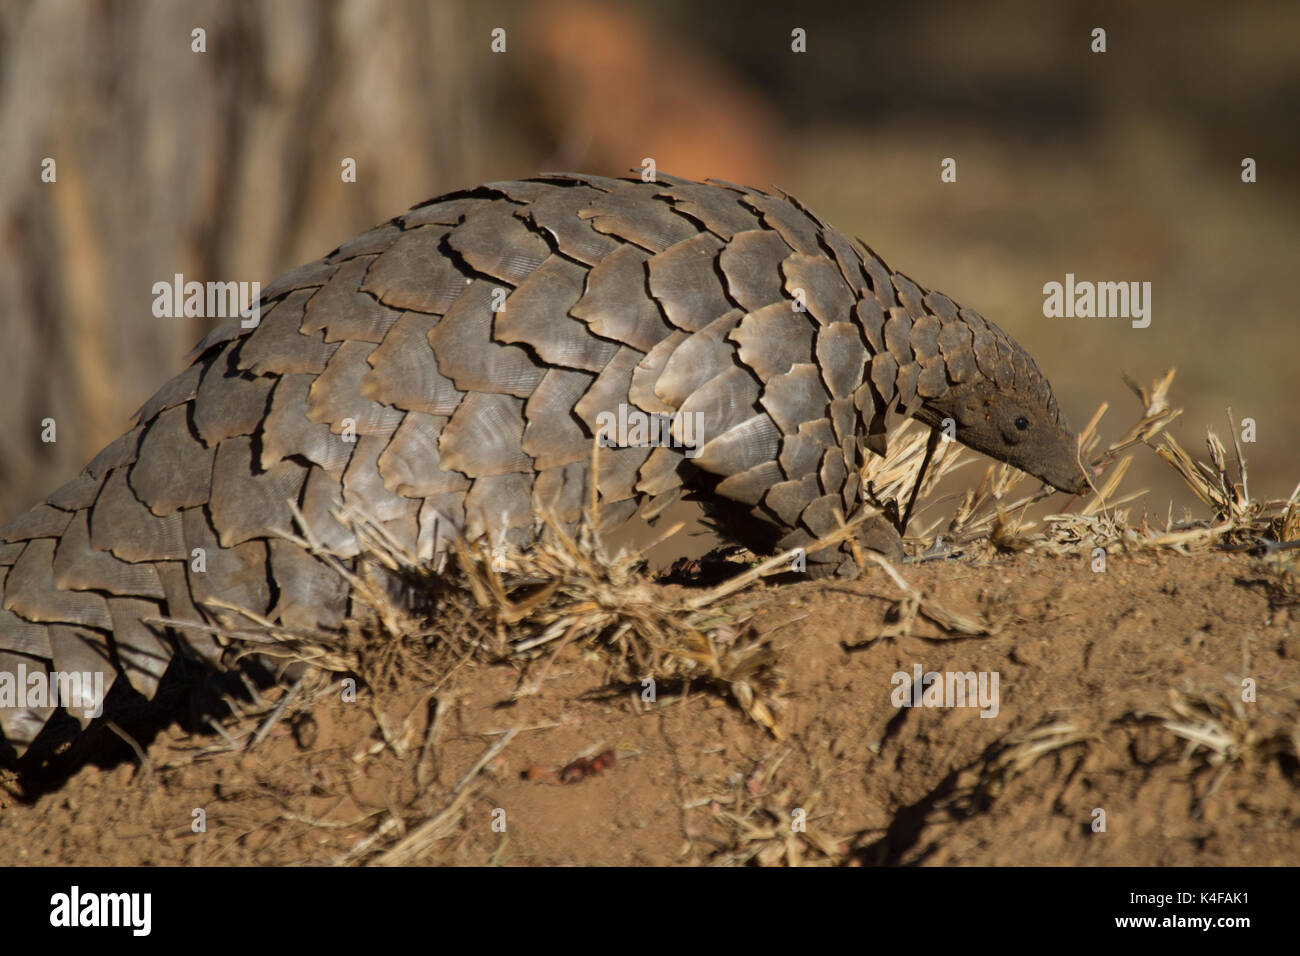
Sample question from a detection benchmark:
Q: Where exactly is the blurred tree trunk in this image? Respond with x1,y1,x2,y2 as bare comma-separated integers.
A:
0,0,498,521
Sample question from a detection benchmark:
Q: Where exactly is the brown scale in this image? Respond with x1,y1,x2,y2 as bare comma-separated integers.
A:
572,244,674,351
301,256,401,344
343,432,420,524
361,311,464,415
129,405,214,515
629,331,688,415
52,511,165,599
730,302,816,382
192,349,275,445
105,596,169,696
262,374,355,473
239,293,339,376
647,232,732,333
378,411,461,499
524,367,598,470
268,539,349,632
654,310,745,409
207,438,307,549
361,225,471,315
447,202,550,285
782,253,852,326
719,230,792,312
673,366,762,450
657,182,759,240
525,186,621,266
307,340,406,436
439,392,532,478
47,625,115,728
427,280,545,397
497,255,620,371
579,188,699,253
133,361,203,423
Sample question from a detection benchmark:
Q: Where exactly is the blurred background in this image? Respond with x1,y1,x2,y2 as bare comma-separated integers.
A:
1,0,1297,527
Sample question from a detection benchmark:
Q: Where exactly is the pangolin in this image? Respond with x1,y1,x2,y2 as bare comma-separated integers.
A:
0,172,1087,757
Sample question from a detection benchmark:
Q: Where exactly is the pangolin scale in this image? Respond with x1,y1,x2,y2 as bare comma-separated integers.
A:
0,172,1086,756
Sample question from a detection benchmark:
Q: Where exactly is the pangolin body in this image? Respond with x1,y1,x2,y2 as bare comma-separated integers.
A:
0,172,1086,756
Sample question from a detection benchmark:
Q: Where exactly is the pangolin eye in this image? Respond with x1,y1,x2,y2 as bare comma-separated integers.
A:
1015,416,1029,431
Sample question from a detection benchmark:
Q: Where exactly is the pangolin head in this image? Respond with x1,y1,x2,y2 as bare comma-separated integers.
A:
913,347,1090,496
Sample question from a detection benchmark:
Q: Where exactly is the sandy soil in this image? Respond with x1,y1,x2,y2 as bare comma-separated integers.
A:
2,548,1296,866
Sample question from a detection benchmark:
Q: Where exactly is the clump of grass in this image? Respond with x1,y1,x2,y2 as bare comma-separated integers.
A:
689,747,848,866
450,511,792,735
1138,681,1300,812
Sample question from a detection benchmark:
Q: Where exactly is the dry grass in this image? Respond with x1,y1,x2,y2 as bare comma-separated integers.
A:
688,747,849,866
451,512,796,736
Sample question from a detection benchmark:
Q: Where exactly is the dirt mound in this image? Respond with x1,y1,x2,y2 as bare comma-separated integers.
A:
2,548,1296,866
